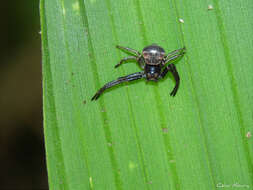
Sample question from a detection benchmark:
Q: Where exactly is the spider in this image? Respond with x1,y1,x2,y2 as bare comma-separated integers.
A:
91,44,186,101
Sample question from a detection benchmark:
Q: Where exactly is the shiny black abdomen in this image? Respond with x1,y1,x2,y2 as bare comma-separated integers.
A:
145,65,161,81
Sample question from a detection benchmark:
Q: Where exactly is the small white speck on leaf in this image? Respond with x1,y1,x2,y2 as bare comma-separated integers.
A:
162,128,168,133
179,18,184,23
208,4,214,10
246,131,251,138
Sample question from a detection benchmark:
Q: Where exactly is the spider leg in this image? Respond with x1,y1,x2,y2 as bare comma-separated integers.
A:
115,56,145,69
165,46,186,60
91,71,145,101
114,56,138,68
164,53,185,65
116,45,141,56
160,64,180,96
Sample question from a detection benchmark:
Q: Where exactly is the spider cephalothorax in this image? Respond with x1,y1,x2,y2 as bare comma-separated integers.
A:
142,44,165,65
91,44,186,101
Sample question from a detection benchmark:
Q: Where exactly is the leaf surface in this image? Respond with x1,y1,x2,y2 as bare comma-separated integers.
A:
41,0,253,189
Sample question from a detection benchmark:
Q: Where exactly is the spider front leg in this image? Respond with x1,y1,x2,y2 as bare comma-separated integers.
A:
115,45,144,69
91,71,145,101
115,56,145,69
165,46,186,60
114,56,138,68
164,53,185,66
116,45,141,56
160,64,180,96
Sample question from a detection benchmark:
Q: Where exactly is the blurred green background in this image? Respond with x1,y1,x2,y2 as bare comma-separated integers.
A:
0,0,48,189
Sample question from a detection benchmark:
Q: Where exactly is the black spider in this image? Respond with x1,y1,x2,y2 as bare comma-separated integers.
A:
91,44,186,101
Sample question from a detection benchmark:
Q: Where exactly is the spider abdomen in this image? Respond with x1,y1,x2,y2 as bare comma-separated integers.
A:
145,64,161,81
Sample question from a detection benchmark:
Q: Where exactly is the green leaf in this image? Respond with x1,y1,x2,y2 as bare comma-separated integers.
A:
41,0,253,189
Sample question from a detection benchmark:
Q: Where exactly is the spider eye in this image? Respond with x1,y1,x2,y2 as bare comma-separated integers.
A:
143,52,149,58
159,53,165,59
